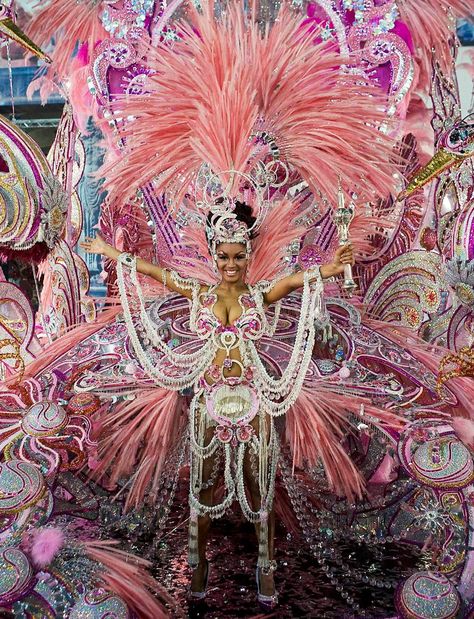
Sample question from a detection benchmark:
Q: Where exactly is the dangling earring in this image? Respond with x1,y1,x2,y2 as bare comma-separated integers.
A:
213,254,219,278
244,253,251,283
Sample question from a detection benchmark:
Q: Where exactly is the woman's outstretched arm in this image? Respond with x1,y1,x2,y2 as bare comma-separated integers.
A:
263,243,354,304
80,234,198,299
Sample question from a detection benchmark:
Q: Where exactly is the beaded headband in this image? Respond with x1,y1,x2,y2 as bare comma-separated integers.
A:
185,162,289,260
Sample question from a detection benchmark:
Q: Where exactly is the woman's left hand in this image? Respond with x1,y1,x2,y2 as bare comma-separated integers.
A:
332,243,355,275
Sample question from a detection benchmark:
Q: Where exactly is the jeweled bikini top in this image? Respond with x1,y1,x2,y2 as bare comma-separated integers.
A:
195,286,265,343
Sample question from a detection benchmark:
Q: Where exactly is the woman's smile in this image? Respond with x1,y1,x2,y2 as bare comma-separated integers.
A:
216,242,248,282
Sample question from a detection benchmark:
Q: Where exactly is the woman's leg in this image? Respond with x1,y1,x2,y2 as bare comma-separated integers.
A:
190,425,219,593
243,417,277,597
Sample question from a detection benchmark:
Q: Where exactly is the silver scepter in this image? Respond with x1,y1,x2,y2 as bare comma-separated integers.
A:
333,180,357,295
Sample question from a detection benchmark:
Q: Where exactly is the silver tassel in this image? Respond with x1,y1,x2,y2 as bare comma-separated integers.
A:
258,511,270,569
188,509,199,568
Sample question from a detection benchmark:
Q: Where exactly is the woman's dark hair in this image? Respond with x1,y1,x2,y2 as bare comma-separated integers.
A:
206,200,257,243
233,201,257,237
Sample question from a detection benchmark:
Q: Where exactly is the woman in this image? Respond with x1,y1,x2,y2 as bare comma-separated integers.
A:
80,200,354,608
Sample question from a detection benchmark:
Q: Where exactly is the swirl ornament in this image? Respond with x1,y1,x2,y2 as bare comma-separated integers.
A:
66,393,101,416
0,491,53,547
409,438,474,489
444,259,474,308
41,240,97,336
0,460,46,515
21,401,69,437
363,251,443,329
0,547,35,606
69,591,130,619
395,571,461,619
0,116,66,262
0,393,95,479
0,282,36,382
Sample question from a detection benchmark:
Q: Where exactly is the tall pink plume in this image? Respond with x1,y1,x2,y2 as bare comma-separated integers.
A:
285,385,405,501
104,0,258,209
27,0,106,81
103,0,400,211
364,318,474,421
95,387,187,510
254,4,400,204
30,527,65,567
397,0,472,82
248,198,306,284
84,540,179,618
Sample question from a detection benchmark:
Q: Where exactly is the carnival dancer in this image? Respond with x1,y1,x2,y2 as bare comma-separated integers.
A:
81,201,355,606
81,0,405,608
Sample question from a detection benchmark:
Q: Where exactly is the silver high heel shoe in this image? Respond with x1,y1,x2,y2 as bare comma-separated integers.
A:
189,560,210,601
256,564,278,611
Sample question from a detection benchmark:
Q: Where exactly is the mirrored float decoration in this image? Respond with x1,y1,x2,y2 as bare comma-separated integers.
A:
0,0,472,617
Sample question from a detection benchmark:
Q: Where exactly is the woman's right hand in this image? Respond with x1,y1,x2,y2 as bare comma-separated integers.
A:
80,234,109,256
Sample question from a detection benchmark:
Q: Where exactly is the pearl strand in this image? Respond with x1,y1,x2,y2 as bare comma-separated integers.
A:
117,260,215,391
246,272,322,398
117,258,213,389
169,270,202,332
241,275,321,416
189,443,236,519
189,395,220,458
127,260,210,367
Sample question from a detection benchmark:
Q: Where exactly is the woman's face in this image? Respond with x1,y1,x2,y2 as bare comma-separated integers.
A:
215,243,248,284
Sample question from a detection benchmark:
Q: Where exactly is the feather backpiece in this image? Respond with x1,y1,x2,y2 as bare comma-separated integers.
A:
104,0,400,212
27,0,106,81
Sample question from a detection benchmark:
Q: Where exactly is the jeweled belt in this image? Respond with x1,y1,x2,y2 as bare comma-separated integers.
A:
204,377,259,446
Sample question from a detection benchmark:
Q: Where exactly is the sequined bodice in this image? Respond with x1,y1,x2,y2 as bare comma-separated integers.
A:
195,287,265,342
117,257,325,416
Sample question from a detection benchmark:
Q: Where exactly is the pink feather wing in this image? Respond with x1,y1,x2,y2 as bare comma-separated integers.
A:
27,0,106,80
285,384,405,501
104,1,400,212
84,540,178,618
94,387,187,510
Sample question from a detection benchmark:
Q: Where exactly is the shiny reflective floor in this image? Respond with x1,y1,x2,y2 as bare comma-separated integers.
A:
149,503,418,619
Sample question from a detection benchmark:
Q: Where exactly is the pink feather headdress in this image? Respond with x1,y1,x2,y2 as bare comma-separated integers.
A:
397,0,472,82
104,0,400,212
27,0,106,81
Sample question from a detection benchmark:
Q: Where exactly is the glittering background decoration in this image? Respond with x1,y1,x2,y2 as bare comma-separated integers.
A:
0,0,472,617
396,571,461,619
0,115,67,263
